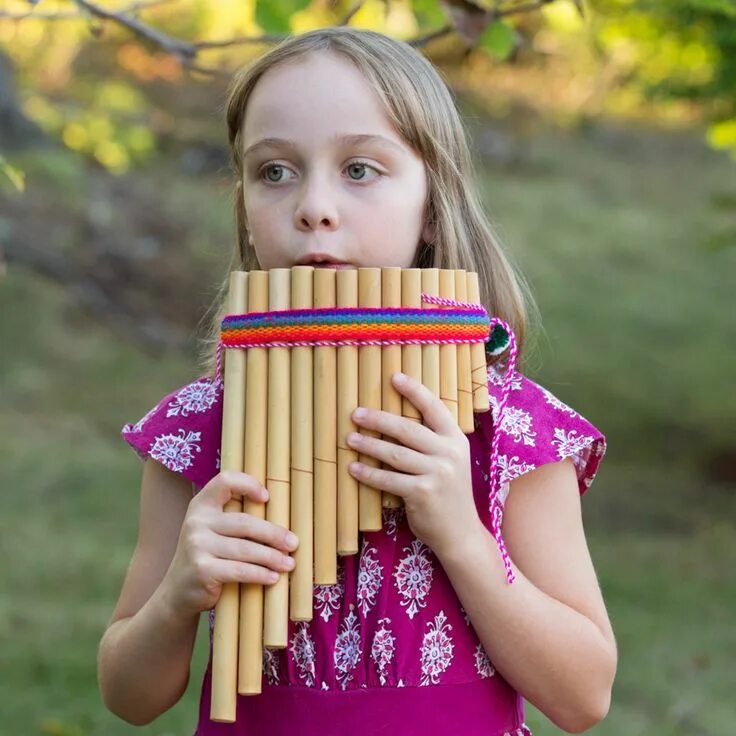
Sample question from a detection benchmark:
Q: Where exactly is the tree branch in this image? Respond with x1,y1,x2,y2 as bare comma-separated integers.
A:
0,0,174,21
2,0,565,71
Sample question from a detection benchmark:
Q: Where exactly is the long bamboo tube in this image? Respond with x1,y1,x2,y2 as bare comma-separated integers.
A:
290,266,313,621
210,271,247,722
336,269,359,556
358,267,383,531
314,268,338,582
467,272,490,413
439,269,458,422
238,271,269,695
455,269,475,433
263,269,291,649
381,267,403,510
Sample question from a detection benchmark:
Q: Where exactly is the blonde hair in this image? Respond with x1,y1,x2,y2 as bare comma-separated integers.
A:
197,25,539,377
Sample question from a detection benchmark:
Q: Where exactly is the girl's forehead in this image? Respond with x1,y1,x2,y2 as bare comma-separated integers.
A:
242,53,400,145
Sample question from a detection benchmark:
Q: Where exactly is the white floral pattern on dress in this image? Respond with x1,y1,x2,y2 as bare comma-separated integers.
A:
419,610,454,686
166,378,221,418
489,397,537,447
289,622,316,687
551,427,596,467
393,538,434,620
357,539,383,618
474,642,496,678
313,562,345,623
334,606,362,690
370,617,396,686
149,429,201,472
497,454,537,486
263,647,281,686
382,505,405,540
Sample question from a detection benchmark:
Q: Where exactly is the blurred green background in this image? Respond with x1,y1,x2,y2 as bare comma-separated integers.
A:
1,1,735,734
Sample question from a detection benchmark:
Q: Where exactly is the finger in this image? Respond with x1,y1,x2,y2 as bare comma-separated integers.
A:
209,532,295,573
352,406,444,455
212,512,299,553
348,461,417,497
199,471,269,509
209,558,282,586
390,372,458,436
346,432,432,475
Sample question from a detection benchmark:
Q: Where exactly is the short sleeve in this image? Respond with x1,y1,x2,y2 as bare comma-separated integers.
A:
480,362,607,500
121,375,224,491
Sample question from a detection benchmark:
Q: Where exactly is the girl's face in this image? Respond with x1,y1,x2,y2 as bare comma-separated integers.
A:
240,51,432,270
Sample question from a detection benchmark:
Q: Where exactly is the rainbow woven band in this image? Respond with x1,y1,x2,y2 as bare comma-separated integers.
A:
220,305,490,349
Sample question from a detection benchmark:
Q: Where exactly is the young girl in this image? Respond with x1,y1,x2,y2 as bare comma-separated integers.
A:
99,26,616,736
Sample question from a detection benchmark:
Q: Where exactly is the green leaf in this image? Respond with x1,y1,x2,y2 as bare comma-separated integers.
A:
412,0,450,27
255,0,313,34
479,20,517,60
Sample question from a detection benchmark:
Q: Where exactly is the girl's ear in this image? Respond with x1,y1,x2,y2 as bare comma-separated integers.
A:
421,220,436,245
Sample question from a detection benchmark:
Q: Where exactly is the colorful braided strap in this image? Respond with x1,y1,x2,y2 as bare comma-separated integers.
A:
215,292,518,584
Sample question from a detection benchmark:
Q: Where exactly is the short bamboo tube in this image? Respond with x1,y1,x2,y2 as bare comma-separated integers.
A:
238,271,268,695
290,266,314,621
455,269,475,433
358,267,383,531
467,272,490,412
263,269,291,649
210,271,247,723
314,268,338,583
401,269,422,422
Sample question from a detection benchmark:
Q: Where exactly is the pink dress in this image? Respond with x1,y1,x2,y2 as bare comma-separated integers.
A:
121,362,606,736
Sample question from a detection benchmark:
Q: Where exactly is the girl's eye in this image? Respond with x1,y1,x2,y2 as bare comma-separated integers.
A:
345,160,381,181
260,164,294,183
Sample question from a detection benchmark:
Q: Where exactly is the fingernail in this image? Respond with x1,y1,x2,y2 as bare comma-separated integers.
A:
285,532,299,549
393,372,407,384
354,407,367,419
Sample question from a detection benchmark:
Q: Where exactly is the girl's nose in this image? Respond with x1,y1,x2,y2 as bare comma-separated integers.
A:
294,178,340,232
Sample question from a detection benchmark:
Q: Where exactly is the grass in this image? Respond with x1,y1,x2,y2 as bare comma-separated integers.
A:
1,117,734,735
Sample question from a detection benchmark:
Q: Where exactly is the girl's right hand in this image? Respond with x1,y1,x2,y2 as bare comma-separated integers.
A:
160,471,300,618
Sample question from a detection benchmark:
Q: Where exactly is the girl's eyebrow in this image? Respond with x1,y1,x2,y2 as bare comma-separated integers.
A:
243,133,406,159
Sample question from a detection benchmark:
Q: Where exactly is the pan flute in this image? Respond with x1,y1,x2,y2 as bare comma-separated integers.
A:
210,266,494,721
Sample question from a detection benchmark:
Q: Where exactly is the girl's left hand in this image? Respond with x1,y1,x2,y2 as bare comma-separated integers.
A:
346,371,482,558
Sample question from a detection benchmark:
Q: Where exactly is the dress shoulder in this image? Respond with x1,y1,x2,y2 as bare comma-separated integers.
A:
121,375,223,491
478,362,607,500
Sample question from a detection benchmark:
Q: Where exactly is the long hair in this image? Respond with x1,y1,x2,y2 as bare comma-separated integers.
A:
197,25,540,377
